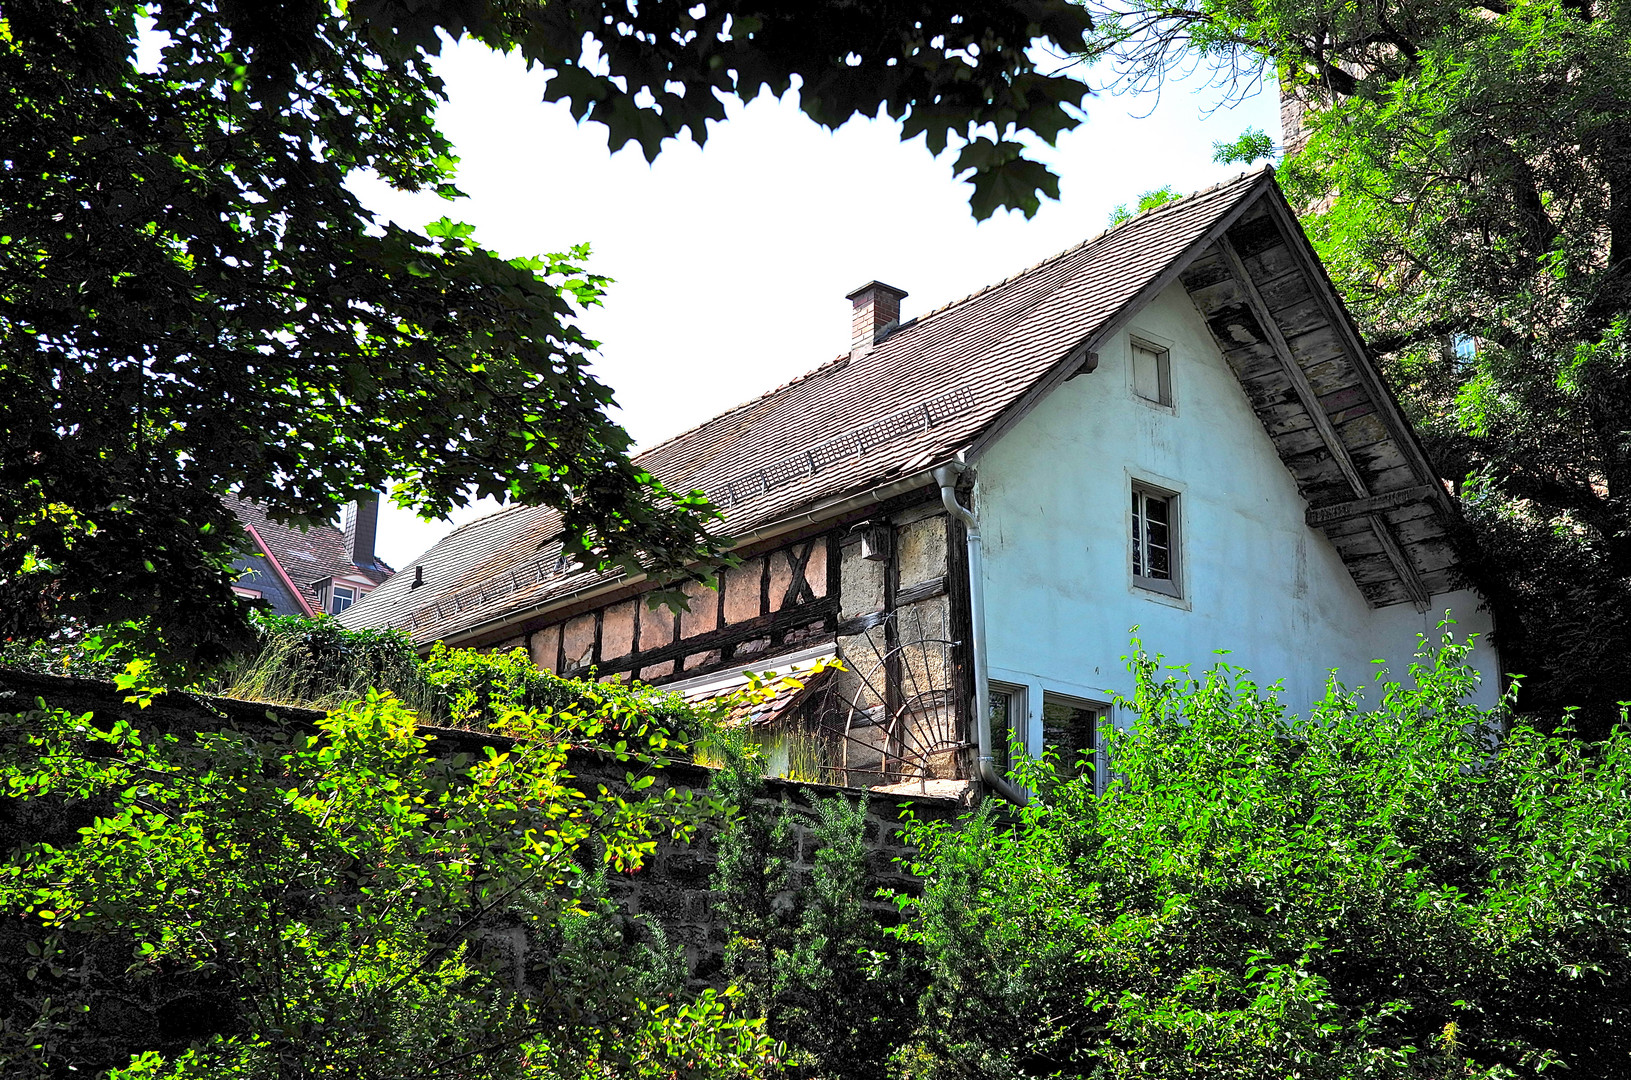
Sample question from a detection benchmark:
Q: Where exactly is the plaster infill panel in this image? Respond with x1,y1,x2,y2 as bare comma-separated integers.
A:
896,515,948,587
600,600,638,661
723,558,765,624
529,623,561,673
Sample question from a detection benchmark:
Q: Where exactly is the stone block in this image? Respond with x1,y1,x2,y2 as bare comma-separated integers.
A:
840,543,886,618
601,600,637,660
895,514,948,587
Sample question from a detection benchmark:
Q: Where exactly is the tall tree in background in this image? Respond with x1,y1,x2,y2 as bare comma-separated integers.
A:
0,0,1093,673
1081,0,1631,730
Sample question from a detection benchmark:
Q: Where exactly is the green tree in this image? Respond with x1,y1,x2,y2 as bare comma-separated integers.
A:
0,0,1094,672
893,635,1631,1078
1107,185,1183,226
1074,0,1631,727
0,687,771,1078
706,732,919,1080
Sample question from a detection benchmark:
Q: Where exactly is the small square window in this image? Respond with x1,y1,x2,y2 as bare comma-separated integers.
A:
1131,340,1172,406
1131,485,1181,597
330,584,357,614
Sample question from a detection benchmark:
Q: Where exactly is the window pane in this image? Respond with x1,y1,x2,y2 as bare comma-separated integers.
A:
1042,696,1098,780
1133,491,1173,582
1130,491,1144,577
331,586,355,614
990,690,1014,773
1132,344,1163,402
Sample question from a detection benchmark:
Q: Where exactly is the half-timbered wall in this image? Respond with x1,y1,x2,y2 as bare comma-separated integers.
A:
484,532,838,685
478,494,972,788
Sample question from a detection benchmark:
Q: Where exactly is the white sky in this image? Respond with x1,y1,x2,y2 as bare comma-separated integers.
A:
352,38,1279,570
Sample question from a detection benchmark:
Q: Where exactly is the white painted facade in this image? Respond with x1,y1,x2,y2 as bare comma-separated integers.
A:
974,281,1501,760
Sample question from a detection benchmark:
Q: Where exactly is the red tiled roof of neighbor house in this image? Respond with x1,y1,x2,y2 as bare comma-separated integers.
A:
228,496,393,614
340,169,1287,643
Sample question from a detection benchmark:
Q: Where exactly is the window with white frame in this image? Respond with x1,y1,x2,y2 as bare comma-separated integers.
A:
1131,339,1172,406
989,683,1025,774
1131,483,1180,597
329,584,357,614
1041,693,1106,784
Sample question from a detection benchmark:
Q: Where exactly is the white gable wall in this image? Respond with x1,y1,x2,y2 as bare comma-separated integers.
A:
975,281,1501,758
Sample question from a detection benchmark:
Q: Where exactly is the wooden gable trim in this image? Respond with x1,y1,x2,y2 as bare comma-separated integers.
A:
243,522,316,618
1215,232,1431,610
1254,190,1459,521
1306,486,1441,527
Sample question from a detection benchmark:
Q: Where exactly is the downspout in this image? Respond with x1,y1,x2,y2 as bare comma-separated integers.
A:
933,461,1027,805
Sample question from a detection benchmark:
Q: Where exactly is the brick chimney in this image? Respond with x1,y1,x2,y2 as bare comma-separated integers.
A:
343,493,381,570
846,280,908,357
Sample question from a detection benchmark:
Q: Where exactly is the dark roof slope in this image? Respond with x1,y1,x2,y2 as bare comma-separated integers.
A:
227,496,393,615
342,169,1280,643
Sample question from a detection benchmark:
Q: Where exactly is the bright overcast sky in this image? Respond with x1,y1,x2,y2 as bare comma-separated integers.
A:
352,37,1280,570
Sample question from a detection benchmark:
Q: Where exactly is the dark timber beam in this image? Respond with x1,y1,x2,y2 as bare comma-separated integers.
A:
1217,233,1430,611
1367,512,1432,610
1305,485,1440,527
1217,234,1369,499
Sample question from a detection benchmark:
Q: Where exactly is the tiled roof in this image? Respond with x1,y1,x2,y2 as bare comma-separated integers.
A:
228,496,393,613
342,168,1276,643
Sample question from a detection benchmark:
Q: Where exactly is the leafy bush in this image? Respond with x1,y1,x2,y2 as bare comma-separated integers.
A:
208,614,430,713
893,632,1631,1079
197,615,701,740
0,689,772,1079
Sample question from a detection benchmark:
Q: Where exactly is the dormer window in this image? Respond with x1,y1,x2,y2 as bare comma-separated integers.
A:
329,584,357,614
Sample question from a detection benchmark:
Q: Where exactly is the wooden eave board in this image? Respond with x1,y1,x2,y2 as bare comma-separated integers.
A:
1178,201,1461,608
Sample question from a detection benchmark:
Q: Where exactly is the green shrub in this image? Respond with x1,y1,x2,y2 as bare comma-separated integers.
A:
707,731,922,1080
893,631,1631,1079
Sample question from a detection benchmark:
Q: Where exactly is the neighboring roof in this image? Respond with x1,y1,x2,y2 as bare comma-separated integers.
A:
666,646,840,726
344,164,1466,639
227,496,393,616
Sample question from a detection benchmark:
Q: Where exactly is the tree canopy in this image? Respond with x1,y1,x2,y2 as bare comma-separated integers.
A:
1072,0,1631,726
0,0,1094,672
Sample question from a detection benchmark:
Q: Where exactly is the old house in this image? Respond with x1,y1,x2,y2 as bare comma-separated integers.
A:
341,168,1500,800
227,495,394,618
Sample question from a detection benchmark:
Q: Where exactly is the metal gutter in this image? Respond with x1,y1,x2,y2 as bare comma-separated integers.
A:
932,460,1027,806
438,467,945,649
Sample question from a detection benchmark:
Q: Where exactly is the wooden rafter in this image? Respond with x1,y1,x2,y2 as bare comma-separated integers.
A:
1216,233,1431,610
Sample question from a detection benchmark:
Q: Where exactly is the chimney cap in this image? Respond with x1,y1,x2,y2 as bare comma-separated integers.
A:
845,280,909,303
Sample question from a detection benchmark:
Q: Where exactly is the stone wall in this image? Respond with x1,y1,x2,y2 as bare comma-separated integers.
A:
0,670,969,982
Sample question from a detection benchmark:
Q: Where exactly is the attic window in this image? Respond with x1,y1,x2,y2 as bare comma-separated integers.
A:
1131,340,1172,406
1131,484,1180,598
329,584,357,615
